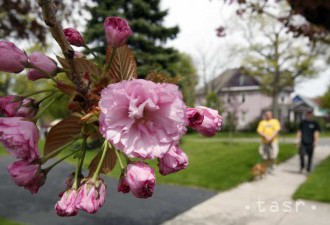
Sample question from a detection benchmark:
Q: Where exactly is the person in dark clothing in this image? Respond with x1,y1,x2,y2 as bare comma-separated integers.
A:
296,111,320,173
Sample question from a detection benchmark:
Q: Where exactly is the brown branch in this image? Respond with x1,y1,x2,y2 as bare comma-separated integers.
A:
38,0,90,97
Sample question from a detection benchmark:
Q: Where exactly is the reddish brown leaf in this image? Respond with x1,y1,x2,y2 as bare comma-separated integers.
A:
56,56,69,69
44,116,82,156
73,58,102,79
146,71,181,84
88,145,117,176
105,45,138,82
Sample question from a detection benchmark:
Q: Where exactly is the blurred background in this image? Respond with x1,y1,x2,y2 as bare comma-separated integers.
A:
0,0,329,225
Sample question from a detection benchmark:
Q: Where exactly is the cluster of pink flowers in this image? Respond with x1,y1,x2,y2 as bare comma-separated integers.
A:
55,178,106,216
0,14,222,217
0,117,44,193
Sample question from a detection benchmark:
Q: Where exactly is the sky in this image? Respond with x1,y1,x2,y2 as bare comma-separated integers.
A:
161,0,330,98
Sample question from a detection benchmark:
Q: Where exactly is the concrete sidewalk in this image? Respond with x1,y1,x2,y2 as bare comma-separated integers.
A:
163,146,330,225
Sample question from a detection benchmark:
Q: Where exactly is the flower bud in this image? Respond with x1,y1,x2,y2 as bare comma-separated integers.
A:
7,160,45,194
55,189,79,217
186,107,204,128
63,28,85,47
158,146,188,176
104,17,133,47
117,174,130,194
194,106,222,137
27,52,57,81
76,179,106,214
0,117,40,161
0,95,37,118
124,162,155,198
0,41,27,73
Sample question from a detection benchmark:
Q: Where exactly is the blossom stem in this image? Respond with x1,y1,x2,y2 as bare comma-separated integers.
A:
104,47,117,74
72,138,87,189
42,150,78,175
92,140,109,182
77,138,87,177
25,62,57,83
32,94,63,122
22,89,55,98
114,146,124,170
40,135,82,164
36,92,56,105
83,44,98,59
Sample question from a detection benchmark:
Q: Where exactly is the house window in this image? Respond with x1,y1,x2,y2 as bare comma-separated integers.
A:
241,93,246,103
241,111,246,122
239,76,245,86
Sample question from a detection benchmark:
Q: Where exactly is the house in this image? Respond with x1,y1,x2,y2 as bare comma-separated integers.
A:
196,68,292,130
290,95,328,123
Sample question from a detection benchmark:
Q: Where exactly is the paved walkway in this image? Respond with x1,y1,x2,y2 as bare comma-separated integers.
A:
163,146,330,225
0,157,215,225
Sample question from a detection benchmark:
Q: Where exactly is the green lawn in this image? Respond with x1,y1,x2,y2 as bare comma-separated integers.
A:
0,135,296,192
57,136,296,191
0,217,24,225
293,156,330,203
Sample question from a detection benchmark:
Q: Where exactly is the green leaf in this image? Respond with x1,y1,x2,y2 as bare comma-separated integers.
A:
44,116,82,157
105,45,138,82
88,145,117,176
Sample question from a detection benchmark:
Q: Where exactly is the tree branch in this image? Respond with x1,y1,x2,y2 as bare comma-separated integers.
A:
38,0,90,98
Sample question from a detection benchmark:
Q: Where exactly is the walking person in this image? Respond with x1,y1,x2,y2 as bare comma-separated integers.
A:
257,110,281,174
296,111,320,173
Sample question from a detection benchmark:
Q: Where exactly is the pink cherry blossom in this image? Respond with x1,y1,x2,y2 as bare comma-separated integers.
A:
55,189,79,217
7,160,45,194
0,95,37,118
158,145,188,176
125,162,155,199
76,179,106,214
0,41,27,73
27,52,57,81
63,28,85,47
99,79,187,159
104,17,133,47
186,107,204,128
0,117,40,161
195,106,222,137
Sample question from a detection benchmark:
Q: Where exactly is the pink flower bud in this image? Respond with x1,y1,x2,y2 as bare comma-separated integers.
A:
194,106,222,137
104,17,133,47
7,160,45,194
55,189,79,217
186,108,204,128
0,95,38,118
0,117,40,161
24,172,46,194
0,41,27,73
27,52,57,81
125,162,155,198
76,179,106,214
63,28,85,47
117,174,130,194
158,146,188,176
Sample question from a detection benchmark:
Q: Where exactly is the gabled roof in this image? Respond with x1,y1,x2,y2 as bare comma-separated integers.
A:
197,68,260,96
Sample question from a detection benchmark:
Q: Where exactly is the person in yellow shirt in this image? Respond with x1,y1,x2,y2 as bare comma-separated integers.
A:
257,110,281,173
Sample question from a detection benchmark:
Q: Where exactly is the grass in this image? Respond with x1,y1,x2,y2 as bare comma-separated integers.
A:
293,156,330,203
58,136,296,191
0,135,296,191
0,217,24,225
